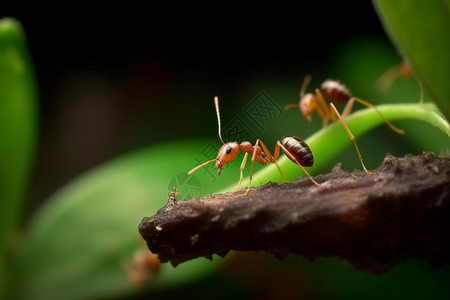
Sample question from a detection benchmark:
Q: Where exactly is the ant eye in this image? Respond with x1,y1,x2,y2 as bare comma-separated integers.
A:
226,145,232,154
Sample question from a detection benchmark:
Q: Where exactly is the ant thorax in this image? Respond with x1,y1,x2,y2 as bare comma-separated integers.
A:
239,141,252,152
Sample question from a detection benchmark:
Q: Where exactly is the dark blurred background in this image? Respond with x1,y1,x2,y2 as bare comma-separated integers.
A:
4,3,386,210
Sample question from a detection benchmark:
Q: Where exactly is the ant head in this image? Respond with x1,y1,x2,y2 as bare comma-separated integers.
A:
216,142,240,176
187,97,242,177
299,93,316,122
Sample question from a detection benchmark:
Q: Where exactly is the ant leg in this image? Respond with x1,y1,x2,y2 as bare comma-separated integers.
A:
322,115,330,128
376,63,402,93
341,97,355,119
418,81,424,106
376,61,422,106
301,74,312,97
233,152,248,193
352,97,405,135
329,103,372,176
243,139,262,196
257,139,287,182
276,141,323,187
315,88,331,126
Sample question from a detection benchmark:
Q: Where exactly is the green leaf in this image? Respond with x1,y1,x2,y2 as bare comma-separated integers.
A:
373,0,450,121
13,140,230,300
220,103,449,193
0,17,38,295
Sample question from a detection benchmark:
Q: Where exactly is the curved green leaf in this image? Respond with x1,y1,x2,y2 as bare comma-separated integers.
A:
13,140,230,300
0,17,38,295
373,0,450,121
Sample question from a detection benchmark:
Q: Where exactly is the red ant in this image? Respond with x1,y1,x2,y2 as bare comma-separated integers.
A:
376,60,424,105
284,75,405,176
188,97,323,196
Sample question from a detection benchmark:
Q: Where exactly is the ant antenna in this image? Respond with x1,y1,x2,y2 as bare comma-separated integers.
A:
300,74,312,97
215,96,225,144
283,74,313,111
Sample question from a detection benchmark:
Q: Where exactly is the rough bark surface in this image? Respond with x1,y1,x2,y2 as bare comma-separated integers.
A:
139,152,450,274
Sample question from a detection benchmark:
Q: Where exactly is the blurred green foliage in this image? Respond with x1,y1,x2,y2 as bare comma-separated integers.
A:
0,18,38,297
374,0,450,122
13,140,231,300
1,2,450,299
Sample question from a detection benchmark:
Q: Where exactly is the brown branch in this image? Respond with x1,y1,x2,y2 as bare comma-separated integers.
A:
138,152,450,274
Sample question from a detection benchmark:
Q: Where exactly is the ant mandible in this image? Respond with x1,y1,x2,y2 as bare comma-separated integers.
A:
188,97,323,196
284,75,405,176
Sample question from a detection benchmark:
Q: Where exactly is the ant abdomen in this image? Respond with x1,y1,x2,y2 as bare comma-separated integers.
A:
280,136,314,167
320,79,352,103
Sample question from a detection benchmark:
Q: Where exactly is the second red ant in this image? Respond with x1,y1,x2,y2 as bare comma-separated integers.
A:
284,75,405,176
